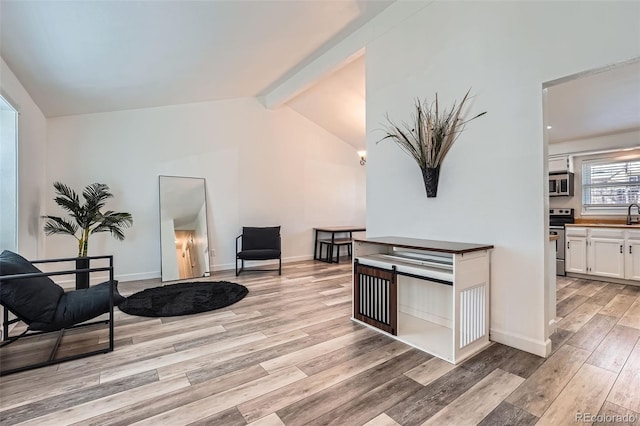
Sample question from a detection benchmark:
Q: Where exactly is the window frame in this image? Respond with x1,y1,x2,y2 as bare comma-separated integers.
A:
582,155,640,214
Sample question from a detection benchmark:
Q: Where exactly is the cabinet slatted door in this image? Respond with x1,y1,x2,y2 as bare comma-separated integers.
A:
353,262,397,335
459,284,486,348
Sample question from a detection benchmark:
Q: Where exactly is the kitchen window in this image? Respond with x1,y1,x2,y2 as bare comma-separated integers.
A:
582,158,640,211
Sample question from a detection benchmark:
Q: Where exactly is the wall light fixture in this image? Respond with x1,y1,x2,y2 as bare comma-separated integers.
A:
358,150,367,166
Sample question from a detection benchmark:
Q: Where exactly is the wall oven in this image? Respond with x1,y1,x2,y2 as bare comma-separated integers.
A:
550,208,574,276
549,172,574,197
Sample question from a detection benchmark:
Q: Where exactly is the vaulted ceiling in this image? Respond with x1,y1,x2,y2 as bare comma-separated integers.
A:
0,0,389,121
287,54,365,149
546,60,640,143
4,1,636,151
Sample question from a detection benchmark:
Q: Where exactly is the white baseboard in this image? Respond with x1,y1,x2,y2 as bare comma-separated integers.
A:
566,272,640,287
117,271,161,282
490,327,552,358
212,254,315,273
548,319,558,337
54,255,320,285
54,271,161,286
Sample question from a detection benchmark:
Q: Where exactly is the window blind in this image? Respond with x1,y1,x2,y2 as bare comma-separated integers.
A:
582,158,640,209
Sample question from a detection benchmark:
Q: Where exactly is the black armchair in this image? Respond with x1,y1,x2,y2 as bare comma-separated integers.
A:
236,226,282,276
0,250,124,376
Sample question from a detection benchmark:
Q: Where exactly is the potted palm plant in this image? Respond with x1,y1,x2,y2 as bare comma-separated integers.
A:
43,182,133,288
379,89,486,197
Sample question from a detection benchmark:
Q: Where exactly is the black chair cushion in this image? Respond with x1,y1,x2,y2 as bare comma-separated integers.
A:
0,250,64,326
242,226,281,251
39,281,125,332
237,249,281,261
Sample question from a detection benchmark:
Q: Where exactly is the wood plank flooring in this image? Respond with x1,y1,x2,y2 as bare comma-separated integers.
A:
2,262,640,425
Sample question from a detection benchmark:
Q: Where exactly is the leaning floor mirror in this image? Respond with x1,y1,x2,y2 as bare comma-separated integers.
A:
159,176,211,281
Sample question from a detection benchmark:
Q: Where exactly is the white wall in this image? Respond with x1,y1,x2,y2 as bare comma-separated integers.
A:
46,97,366,281
365,1,640,356
0,57,47,260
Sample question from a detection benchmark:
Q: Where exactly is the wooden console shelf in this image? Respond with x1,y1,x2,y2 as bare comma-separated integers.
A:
352,236,493,364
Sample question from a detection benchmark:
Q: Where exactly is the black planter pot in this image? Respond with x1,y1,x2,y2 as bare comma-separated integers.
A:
422,166,440,198
75,257,90,289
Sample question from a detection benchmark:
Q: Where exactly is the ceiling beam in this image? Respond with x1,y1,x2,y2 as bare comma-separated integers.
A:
259,1,431,109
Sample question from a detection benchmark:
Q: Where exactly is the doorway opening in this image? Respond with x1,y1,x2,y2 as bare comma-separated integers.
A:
542,57,640,343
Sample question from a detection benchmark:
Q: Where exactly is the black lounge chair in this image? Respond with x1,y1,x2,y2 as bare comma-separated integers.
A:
0,250,124,376
236,226,282,276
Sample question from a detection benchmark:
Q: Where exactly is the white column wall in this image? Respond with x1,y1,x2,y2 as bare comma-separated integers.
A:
365,1,640,356
0,57,47,340
0,109,17,251
46,97,366,281
0,57,47,260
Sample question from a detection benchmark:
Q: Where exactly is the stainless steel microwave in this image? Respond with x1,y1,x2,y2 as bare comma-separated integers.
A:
549,172,574,197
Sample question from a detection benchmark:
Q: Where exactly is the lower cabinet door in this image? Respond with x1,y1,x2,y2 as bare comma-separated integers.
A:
353,262,397,335
566,237,587,274
589,237,625,279
625,240,640,281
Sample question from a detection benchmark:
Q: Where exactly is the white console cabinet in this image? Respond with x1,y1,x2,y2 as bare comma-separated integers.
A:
352,237,493,364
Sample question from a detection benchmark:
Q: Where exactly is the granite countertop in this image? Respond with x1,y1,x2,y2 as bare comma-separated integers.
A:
353,236,493,254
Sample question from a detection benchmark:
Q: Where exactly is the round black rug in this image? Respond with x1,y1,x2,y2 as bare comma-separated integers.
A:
118,281,248,317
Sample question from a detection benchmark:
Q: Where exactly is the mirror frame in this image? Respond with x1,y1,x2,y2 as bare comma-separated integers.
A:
158,175,211,282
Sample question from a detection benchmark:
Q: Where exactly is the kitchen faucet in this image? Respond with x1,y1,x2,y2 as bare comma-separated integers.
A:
627,203,640,225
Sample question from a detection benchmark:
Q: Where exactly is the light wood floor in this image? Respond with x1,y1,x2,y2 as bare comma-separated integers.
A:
1,261,640,425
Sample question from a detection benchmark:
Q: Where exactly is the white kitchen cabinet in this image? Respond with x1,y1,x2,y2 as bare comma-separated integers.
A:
588,228,625,279
625,230,640,281
566,236,587,273
589,237,625,278
566,227,587,274
549,155,573,173
565,226,640,284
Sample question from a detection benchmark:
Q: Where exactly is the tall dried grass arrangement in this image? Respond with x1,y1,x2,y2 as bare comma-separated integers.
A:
378,89,486,169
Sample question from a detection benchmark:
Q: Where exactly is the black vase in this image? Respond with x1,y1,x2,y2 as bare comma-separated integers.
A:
422,166,440,198
75,257,90,290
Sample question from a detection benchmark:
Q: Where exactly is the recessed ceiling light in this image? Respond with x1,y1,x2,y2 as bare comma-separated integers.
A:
546,125,553,130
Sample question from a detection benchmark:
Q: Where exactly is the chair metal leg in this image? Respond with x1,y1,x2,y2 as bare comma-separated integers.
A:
236,258,244,276
48,329,65,361
279,257,282,275
3,308,8,342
